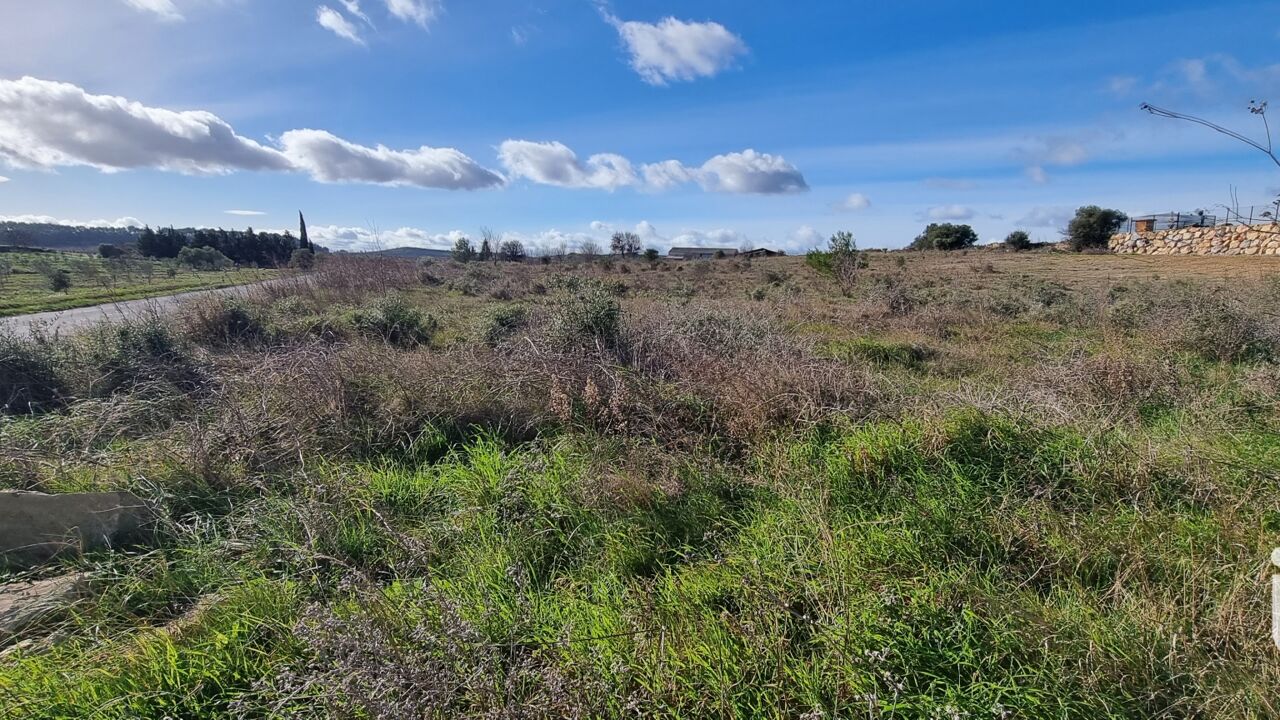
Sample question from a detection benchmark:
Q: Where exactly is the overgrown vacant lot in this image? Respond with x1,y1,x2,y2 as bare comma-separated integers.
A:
3,249,1280,718
0,249,277,317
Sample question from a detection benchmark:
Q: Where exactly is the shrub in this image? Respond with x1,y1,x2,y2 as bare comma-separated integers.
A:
349,295,438,348
1004,230,1031,251
289,248,315,270
551,281,622,348
910,223,979,250
97,244,126,259
47,268,72,292
0,330,67,413
183,297,269,347
177,245,233,271
481,305,528,345
1064,206,1127,251
643,248,660,262
78,316,205,397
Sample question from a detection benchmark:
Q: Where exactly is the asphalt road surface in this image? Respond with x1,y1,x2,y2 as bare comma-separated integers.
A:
0,279,290,338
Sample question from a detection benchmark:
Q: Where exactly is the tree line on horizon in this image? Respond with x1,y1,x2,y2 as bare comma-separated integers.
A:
137,225,314,268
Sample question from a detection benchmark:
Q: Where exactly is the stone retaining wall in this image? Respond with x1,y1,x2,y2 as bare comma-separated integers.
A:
1109,223,1280,256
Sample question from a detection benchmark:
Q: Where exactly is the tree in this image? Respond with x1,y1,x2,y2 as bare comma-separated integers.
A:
0,258,11,290
911,223,979,251
137,226,185,258
610,231,641,257
643,248,660,262
1063,206,1127,252
480,227,498,262
1004,230,1032,251
826,230,866,297
579,238,601,260
177,245,233,271
98,244,126,259
498,239,526,262
299,211,311,251
451,237,476,262
48,269,71,292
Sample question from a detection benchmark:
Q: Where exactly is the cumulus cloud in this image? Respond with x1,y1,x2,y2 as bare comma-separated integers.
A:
317,6,365,44
790,225,825,249
1017,206,1073,229
0,77,290,174
309,224,468,252
1,214,142,228
602,12,747,85
641,159,697,190
699,150,807,194
0,78,506,192
499,141,806,195
498,140,637,190
384,0,441,28
122,0,182,21
837,192,871,211
278,129,503,189
926,205,975,221
0,175,8,183
225,209,266,216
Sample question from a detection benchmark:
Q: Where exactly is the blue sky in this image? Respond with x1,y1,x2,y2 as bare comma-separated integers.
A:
2,0,1279,252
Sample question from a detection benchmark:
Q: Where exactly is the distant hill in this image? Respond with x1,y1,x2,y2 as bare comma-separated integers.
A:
0,222,141,252
367,246,453,259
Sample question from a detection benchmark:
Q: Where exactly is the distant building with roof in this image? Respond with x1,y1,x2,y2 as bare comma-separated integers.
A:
667,247,738,260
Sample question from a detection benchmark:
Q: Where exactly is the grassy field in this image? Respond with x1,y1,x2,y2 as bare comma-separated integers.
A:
2,247,1280,718
0,249,278,317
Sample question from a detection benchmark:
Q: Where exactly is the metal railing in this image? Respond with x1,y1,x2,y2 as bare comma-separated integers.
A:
1123,207,1280,233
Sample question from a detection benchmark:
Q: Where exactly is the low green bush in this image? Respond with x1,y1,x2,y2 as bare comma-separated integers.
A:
349,295,438,348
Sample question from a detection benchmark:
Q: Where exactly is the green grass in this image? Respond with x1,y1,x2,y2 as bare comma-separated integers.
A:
0,250,277,316
3,254,1279,718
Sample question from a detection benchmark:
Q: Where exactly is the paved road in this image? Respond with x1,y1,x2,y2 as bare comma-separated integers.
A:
0,279,292,338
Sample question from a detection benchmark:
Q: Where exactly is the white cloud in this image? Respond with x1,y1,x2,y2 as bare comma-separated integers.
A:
1,214,142,228
669,228,746,248
278,129,503,189
924,177,977,190
310,224,467,252
1107,75,1138,96
1017,206,1074,229
225,209,266,216
698,150,807,194
384,0,441,28
339,0,373,26
602,13,747,85
499,141,806,195
926,205,975,221
0,77,290,174
0,176,8,184
641,159,697,190
837,192,871,211
122,0,182,22
498,140,638,190
0,78,504,191
790,225,825,249
317,6,365,44
1025,165,1049,184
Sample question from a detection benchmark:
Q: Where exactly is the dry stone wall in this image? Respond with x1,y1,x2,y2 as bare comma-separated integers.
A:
1109,223,1280,256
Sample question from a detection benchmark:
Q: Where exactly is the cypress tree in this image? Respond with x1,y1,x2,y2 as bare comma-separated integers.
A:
299,211,310,250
